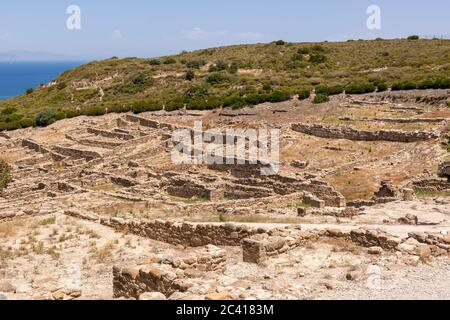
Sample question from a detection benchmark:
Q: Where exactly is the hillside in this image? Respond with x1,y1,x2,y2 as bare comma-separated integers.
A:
0,38,449,130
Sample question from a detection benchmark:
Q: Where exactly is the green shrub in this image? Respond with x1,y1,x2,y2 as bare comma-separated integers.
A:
118,71,153,94
57,82,67,90
298,89,311,100
309,53,327,64
206,73,230,85
315,85,329,95
209,60,229,72
328,85,344,95
1,107,17,115
187,97,222,110
245,93,268,105
376,82,388,92
148,59,161,65
184,85,209,101
273,40,286,45
313,93,330,104
82,105,107,117
391,81,418,91
35,109,58,127
311,45,326,52
345,82,376,94
407,35,420,40
315,85,343,96
163,58,177,64
186,60,206,69
0,159,12,190
267,90,291,103
26,88,34,95
131,100,163,114
297,48,310,54
434,77,450,89
185,70,195,81
418,79,436,90
228,63,238,74
165,98,184,111
223,95,245,109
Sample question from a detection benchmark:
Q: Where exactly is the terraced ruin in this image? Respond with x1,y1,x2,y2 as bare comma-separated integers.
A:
1,88,450,300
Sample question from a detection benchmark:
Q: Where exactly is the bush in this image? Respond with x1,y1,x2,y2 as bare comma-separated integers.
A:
273,40,286,45
267,90,291,103
187,97,222,110
309,53,327,64
298,89,311,100
376,82,388,92
148,59,161,65
185,70,195,81
407,35,420,40
434,77,450,89
315,85,343,96
57,82,67,90
35,109,57,127
118,71,153,94
81,105,107,117
107,103,131,114
313,93,330,104
206,73,229,85
26,88,34,95
131,100,163,114
163,58,177,65
165,97,184,112
391,81,418,91
184,85,209,101
245,93,268,106
223,96,245,109
1,107,17,115
315,85,329,95
298,48,310,54
208,60,228,72
345,82,376,94
228,63,238,74
328,85,344,96
0,159,12,190
186,60,206,69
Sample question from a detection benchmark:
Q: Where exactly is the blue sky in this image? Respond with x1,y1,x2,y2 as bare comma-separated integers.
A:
0,0,449,60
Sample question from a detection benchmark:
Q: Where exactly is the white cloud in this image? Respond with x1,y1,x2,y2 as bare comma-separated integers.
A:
112,29,123,40
182,27,267,41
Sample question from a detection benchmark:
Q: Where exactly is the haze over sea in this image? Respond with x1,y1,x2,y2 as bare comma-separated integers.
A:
0,61,84,100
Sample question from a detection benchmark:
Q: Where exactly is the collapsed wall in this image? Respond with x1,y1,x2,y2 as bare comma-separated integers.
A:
291,123,438,142
113,245,227,299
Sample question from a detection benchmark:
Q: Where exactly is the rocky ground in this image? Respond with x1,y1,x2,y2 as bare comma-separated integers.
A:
1,90,449,300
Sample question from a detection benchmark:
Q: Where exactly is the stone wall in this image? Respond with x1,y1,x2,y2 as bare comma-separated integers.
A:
243,229,315,264
113,245,227,299
411,178,450,192
113,265,191,298
87,127,134,140
86,214,259,247
291,123,438,142
52,146,101,161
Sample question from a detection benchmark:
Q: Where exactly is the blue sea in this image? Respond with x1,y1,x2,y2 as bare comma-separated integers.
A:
0,61,84,100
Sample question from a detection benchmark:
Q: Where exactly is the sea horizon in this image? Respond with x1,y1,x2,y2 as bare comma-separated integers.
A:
0,60,85,100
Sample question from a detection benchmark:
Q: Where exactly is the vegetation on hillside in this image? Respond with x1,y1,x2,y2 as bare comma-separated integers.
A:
0,159,12,190
0,38,449,130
